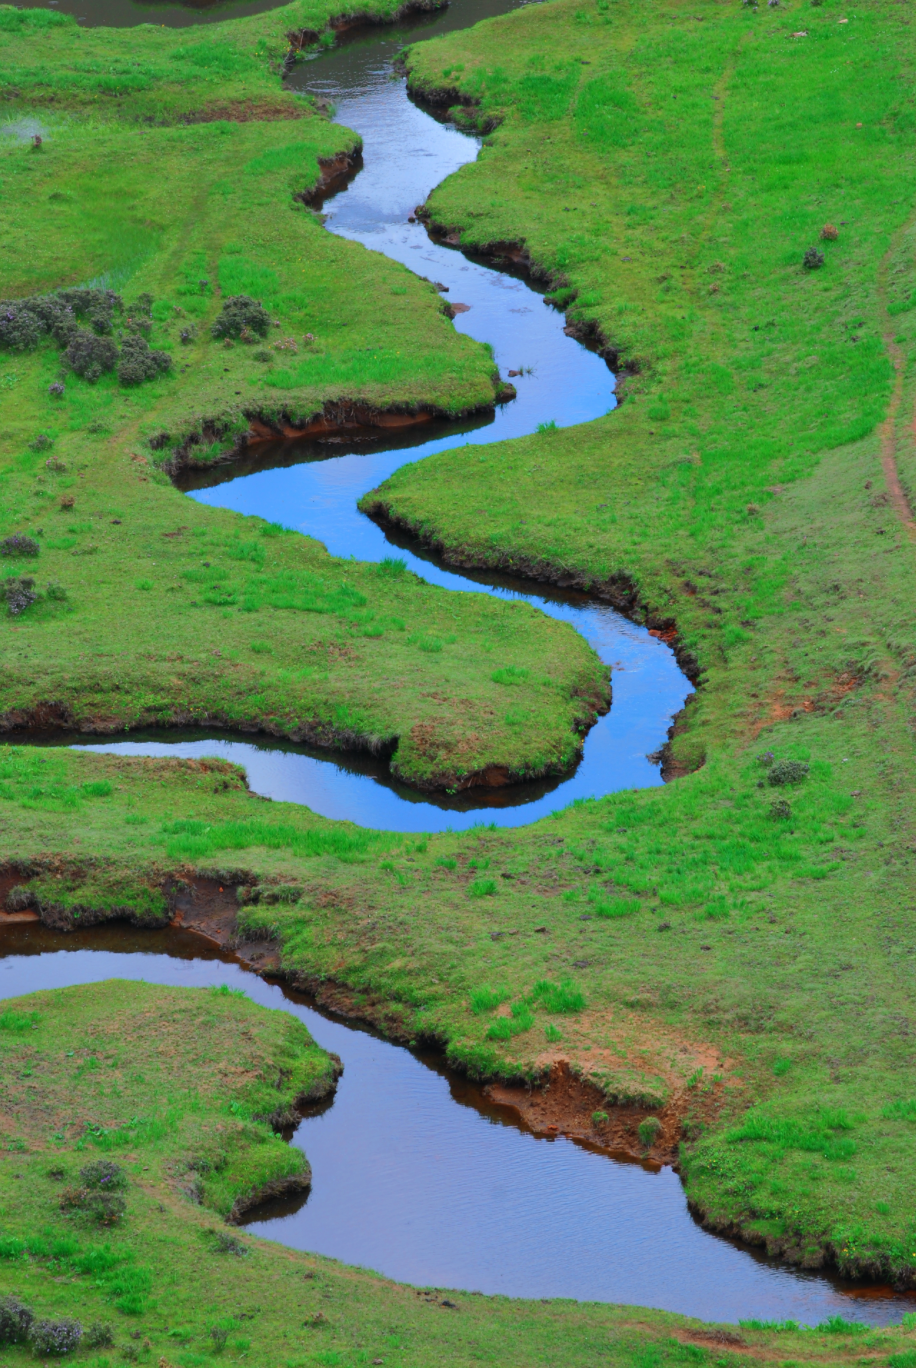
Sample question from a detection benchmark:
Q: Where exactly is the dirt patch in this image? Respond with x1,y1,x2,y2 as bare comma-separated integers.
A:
295,148,363,208
485,1019,732,1167
178,99,304,125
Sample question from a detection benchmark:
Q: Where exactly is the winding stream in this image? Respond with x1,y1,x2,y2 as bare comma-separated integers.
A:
52,0,692,832
4,923,915,1327
6,0,914,1327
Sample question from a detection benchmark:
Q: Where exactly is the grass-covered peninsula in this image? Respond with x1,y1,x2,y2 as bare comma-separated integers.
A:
3,0,916,1344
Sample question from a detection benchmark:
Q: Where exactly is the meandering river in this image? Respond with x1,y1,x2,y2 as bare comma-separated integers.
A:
6,0,915,1326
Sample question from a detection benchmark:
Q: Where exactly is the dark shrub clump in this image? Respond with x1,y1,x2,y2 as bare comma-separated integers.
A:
0,535,39,558
84,1322,114,1348
29,432,53,452
768,759,809,786
0,288,121,354
211,295,271,340
80,1159,127,1190
61,1161,128,1224
803,247,825,271
65,329,118,381
118,335,171,386
0,1294,33,1344
4,576,39,616
770,798,792,820
28,1318,82,1356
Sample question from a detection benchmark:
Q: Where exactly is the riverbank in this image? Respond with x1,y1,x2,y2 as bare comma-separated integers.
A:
2,978,915,1364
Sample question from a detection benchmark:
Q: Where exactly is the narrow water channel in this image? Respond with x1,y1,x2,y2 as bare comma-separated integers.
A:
58,0,693,831
3,925,913,1327
7,0,911,1328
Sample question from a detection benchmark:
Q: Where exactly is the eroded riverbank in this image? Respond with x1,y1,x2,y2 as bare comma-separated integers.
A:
3,921,915,1326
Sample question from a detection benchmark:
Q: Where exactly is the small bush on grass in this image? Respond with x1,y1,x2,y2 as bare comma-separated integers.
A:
1,535,39,557
768,759,809,786
28,1318,82,1356
81,1159,127,1190
65,329,118,381
118,335,172,386
211,295,271,340
60,1161,128,1225
210,1326,229,1352
84,1322,114,1348
0,1295,33,1343
469,878,497,897
803,247,825,270
4,576,38,616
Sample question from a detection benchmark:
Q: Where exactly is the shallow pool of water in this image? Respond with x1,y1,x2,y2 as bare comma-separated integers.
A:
2,926,913,1327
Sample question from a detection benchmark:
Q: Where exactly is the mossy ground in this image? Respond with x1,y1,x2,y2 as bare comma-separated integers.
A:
2,980,914,1367
0,0,608,789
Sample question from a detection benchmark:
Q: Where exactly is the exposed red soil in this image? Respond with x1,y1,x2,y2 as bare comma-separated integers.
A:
246,403,434,442
295,148,363,208
178,99,304,125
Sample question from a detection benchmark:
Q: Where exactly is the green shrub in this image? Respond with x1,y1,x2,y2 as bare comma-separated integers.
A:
0,1295,33,1344
591,895,641,918
469,878,497,897
491,665,530,686
84,1322,114,1348
768,759,809,786
211,295,270,340
28,1318,82,1356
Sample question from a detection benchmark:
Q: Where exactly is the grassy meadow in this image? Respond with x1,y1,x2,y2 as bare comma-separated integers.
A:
3,0,916,1344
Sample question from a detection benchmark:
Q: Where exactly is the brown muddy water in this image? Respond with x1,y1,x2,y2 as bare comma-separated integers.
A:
3,924,915,1328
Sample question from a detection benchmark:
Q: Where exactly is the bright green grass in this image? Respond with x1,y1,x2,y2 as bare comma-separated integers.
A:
0,4,609,791
1,979,912,1366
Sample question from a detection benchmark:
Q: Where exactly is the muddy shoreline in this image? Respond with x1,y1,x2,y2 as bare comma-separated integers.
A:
153,381,513,482
1,868,913,1290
